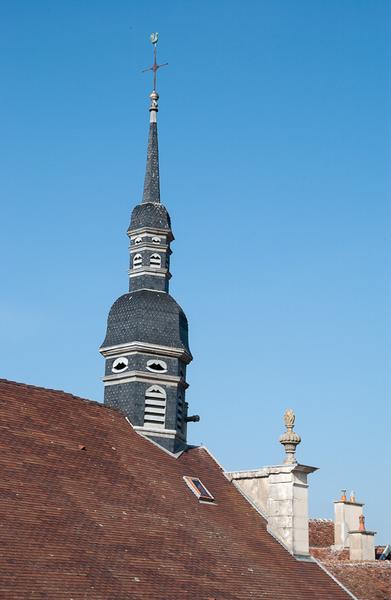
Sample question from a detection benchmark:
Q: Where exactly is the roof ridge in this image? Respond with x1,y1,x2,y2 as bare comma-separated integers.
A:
310,518,333,522
0,378,110,411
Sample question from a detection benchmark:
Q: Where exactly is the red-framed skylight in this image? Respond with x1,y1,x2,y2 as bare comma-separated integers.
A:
183,476,214,502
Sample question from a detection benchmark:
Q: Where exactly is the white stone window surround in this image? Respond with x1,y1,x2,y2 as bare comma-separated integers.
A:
134,236,142,245
112,356,129,373
133,253,142,269
130,232,166,242
146,359,167,373
150,253,161,268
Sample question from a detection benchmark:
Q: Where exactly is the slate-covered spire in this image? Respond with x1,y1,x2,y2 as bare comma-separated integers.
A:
100,33,197,454
142,91,160,203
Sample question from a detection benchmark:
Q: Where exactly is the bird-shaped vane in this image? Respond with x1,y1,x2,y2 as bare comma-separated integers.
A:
142,32,168,92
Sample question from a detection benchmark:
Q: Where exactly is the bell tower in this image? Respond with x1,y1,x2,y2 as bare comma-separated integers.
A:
100,34,198,452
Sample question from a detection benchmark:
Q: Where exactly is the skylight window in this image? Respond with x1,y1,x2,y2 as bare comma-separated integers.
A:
183,476,214,502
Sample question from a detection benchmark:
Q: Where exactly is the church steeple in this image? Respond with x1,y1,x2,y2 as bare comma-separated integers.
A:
100,34,197,453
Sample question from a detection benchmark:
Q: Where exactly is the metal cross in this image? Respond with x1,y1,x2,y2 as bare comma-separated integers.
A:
142,32,168,91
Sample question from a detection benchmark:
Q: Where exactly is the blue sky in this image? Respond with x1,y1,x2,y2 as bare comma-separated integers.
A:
1,1,390,541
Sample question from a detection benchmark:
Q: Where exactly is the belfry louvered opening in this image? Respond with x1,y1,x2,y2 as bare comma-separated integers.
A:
144,385,166,429
150,253,161,268
133,253,142,269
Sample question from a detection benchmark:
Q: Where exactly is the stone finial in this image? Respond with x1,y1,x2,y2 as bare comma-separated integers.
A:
279,408,301,464
149,90,159,115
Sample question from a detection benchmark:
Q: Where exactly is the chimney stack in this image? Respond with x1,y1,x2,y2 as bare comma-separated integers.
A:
333,491,376,560
349,513,376,561
225,410,317,559
334,490,364,548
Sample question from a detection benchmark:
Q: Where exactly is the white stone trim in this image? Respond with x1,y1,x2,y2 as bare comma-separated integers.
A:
225,463,318,480
146,359,167,373
103,371,182,387
128,226,174,242
130,232,150,240
100,341,192,363
130,244,168,253
125,418,185,458
111,356,129,373
133,424,186,443
129,268,168,278
133,424,176,437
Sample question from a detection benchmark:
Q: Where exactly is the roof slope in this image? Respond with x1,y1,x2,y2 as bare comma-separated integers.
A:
310,548,391,600
0,379,352,600
309,519,391,599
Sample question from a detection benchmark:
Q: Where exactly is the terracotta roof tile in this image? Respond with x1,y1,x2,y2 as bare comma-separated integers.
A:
0,379,353,599
309,519,334,547
310,548,391,600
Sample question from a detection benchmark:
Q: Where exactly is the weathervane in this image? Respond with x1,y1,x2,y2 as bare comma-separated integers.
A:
142,32,168,92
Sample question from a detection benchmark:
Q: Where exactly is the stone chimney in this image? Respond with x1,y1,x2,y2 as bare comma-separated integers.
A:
333,491,376,560
333,490,364,548
349,515,376,561
225,409,317,559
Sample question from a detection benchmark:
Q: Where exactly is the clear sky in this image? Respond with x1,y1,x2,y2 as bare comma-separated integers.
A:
1,1,390,541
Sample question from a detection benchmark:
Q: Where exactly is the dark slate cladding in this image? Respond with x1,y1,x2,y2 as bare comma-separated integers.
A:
142,122,160,203
130,273,169,293
101,290,191,355
129,202,171,231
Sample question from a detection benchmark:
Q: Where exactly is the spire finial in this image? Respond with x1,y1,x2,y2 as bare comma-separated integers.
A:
279,408,301,464
141,33,165,203
142,33,168,118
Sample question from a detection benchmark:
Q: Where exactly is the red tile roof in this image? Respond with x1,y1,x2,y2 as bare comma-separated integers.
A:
0,379,353,599
310,548,391,600
309,519,335,547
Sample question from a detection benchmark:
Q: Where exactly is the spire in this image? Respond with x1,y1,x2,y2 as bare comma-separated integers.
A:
142,95,160,203
141,33,168,205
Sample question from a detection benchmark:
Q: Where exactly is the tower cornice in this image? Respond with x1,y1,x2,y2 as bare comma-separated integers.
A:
99,340,192,363
128,268,171,279
127,225,174,242
103,370,189,389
